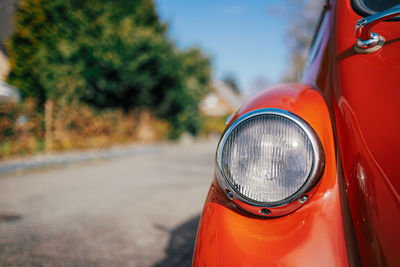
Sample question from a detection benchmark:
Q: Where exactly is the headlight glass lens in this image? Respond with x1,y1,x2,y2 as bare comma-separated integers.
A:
219,113,316,204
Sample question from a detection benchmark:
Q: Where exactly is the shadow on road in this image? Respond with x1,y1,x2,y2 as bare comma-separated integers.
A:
0,213,22,223
153,214,201,267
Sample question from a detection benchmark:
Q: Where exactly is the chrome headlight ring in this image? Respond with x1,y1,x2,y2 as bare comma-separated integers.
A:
216,108,325,217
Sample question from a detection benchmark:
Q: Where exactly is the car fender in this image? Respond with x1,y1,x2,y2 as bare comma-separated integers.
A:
193,83,349,267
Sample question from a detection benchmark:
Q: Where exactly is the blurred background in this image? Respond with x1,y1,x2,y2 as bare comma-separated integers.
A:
0,0,322,266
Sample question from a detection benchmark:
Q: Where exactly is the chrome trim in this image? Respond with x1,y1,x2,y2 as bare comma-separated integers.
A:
354,5,400,53
215,108,325,216
354,32,385,54
351,0,400,21
225,113,235,125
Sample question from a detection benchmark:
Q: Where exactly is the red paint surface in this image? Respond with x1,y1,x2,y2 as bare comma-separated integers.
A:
194,0,400,265
193,85,348,267
332,0,400,266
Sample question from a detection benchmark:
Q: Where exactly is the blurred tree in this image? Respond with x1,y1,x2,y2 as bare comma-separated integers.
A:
158,48,211,139
280,0,324,82
7,0,165,106
7,0,211,138
222,73,240,94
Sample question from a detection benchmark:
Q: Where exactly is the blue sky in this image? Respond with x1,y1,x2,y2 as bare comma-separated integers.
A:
155,0,289,95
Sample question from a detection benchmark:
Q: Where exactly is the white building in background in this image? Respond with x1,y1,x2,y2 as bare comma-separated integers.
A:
200,80,244,117
0,0,19,101
0,49,9,81
0,0,17,80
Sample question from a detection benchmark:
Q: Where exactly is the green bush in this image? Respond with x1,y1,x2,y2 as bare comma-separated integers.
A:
7,0,211,138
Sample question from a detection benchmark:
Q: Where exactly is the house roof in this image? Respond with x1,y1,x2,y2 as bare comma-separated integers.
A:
212,80,244,111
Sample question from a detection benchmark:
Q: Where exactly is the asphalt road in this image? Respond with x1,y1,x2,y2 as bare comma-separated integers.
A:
0,139,217,267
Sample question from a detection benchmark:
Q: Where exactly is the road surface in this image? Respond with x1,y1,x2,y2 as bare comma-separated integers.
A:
0,139,217,266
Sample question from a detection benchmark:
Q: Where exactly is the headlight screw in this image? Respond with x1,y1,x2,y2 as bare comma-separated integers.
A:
299,195,309,204
260,208,271,216
226,190,234,200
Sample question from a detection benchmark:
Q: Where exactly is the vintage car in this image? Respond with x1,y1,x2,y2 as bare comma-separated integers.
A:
193,0,400,266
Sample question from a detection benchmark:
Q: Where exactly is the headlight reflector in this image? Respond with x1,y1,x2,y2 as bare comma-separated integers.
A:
216,109,324,214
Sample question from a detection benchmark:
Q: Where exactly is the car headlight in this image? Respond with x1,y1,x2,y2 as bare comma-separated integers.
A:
216,108,325,217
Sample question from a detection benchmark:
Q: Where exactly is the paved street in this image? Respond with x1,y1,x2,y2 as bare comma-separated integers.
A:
0,139,217,266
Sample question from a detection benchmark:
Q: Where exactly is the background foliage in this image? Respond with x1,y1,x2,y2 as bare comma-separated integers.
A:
7,0,211,139
282,0,323,82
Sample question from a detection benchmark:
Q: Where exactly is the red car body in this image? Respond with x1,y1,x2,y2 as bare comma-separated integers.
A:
193,0,400,266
